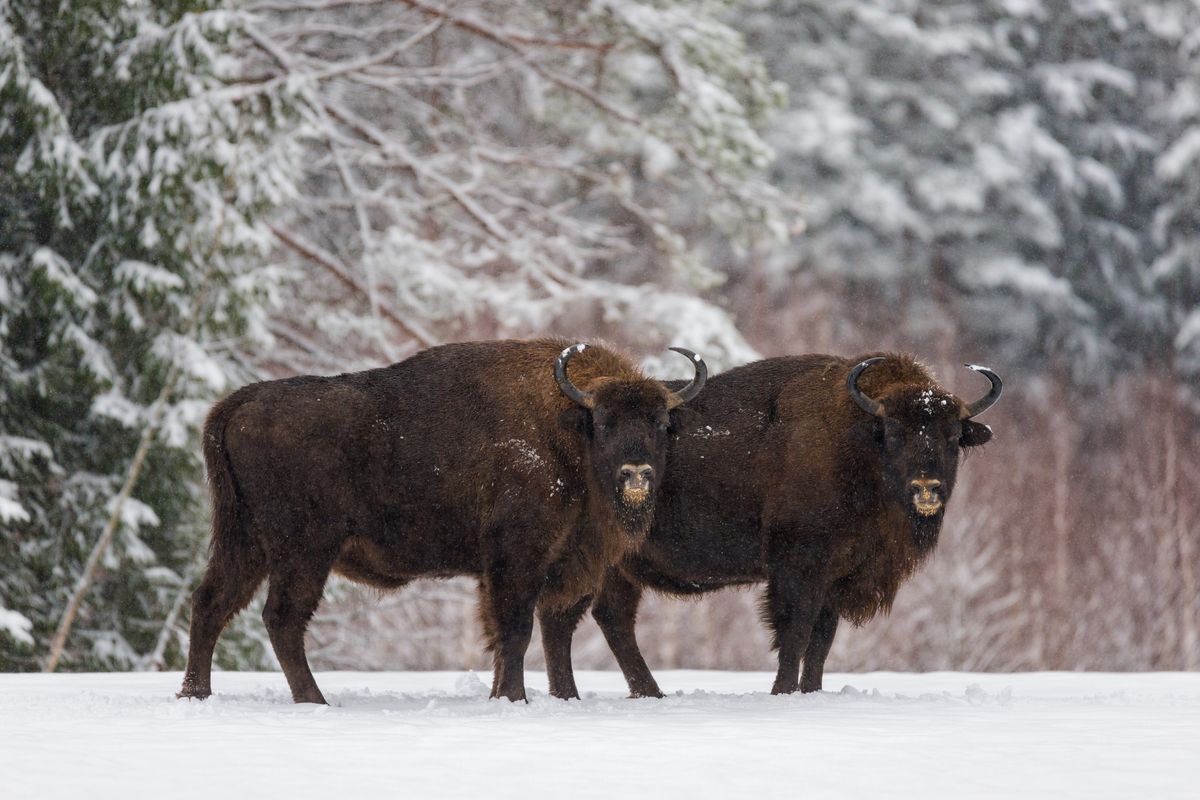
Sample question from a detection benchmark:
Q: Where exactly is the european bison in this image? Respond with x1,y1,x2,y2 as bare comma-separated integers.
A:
177,339,707,703
539,353,1001,698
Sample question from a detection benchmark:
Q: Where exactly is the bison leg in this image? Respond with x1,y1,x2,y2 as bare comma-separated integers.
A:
178,551,267,700
799,603,839,693
592,571,664,699
482,568,539,703
538,596,591,700
262,559,332,705
765,572,824,695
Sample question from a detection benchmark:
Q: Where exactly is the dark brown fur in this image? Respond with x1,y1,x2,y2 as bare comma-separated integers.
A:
540,353,995,698
178,339,682,703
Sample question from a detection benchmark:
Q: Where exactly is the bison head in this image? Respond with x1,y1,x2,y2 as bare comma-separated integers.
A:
556,343,706,529
848,357,1001,543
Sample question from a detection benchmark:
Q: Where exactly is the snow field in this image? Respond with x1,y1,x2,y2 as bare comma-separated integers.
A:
2,671,1198,799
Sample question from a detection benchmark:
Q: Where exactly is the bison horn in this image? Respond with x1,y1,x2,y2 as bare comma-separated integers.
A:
665,347,708,409
555,343,595,409
961,364,1003,419
847,357,887,418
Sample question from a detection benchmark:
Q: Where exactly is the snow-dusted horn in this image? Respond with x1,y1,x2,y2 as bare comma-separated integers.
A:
665,347,708,409
960,364,1003,419
847,357,887,418
555,343,594,409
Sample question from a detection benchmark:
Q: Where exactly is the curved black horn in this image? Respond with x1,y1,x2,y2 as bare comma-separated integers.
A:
961,364,1003,419
555,343,594,409
847,357,887,418
665,347,708,409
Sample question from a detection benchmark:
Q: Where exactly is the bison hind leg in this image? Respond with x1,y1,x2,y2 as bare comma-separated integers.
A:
179,545,268,700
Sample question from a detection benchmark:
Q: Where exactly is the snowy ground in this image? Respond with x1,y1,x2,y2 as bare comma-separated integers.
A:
2,670,1198,799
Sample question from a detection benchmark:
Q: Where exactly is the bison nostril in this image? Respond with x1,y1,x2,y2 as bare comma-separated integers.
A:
618,463,653,485
910,478,942,491
617,463,654,507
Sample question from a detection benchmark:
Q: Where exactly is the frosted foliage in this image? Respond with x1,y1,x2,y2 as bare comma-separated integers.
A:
250,0,793,371
91,390,143,429
741,0,1200,390
0,479,29,523
0,607,34,646
1157,128,1200,181
967,258,1091,317
0,0,291,670
1176,310,1200,374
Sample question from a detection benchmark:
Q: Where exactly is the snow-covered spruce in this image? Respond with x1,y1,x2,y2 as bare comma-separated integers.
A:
0,0,295,671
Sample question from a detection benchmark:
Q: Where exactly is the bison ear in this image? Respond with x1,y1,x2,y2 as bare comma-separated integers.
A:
960,420,992,448
558,406,593,439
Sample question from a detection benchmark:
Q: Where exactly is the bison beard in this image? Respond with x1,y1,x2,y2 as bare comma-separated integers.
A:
539,352,1000,699
614,487,655,532
909,512,944,551
177,338,705,704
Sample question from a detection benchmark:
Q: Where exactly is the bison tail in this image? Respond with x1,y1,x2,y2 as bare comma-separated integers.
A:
201,394,258,576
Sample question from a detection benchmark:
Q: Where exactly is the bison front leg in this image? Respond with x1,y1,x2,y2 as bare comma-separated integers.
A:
482,567,540,703
592,571,664,699
765,570,824,695
799,603,839,693
262,560,333,705
539,596,591,700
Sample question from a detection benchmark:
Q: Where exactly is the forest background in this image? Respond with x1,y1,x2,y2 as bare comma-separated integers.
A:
2,0,1197,675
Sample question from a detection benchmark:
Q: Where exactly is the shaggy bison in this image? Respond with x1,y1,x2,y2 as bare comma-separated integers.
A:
177,339,706,703
539,353,1001,698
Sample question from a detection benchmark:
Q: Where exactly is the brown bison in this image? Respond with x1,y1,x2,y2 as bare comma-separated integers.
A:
538,353,1001,698
177,339,707,703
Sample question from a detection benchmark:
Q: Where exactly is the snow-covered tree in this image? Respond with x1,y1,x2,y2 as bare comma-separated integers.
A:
246,0,792,373
740,0,1200,387
1147,2,1200,392
0,0,293,670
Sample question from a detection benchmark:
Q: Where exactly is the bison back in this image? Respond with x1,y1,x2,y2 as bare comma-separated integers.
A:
212,340,610,579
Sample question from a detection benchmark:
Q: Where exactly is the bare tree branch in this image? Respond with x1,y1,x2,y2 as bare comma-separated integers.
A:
270,224,440,348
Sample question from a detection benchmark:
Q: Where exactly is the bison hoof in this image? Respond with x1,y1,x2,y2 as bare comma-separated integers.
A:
176,687,211,700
